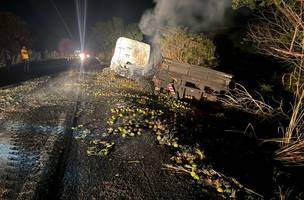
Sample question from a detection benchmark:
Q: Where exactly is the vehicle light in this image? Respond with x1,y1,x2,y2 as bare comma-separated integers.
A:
79,53,85,60
86,54,90,58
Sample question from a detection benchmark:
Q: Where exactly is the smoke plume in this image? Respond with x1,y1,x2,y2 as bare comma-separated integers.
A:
139,0,231,72
140,0,231,36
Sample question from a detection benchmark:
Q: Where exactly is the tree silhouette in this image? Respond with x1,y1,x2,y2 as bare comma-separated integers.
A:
0,12,31,54
92,17,143,53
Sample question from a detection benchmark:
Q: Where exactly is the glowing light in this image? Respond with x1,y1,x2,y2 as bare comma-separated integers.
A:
79,53,85,60
75,0,87,78
75,0,87,52
86,54,90,58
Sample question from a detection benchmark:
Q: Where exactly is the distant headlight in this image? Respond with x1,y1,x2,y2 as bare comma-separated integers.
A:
79,53,85,60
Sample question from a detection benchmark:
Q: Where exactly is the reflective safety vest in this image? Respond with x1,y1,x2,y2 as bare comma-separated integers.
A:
21,49,29,60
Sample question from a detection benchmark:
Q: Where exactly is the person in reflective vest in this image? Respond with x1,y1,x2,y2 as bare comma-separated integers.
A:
21,46,30,72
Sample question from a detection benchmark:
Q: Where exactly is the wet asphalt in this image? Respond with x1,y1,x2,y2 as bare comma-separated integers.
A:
0,63,80,199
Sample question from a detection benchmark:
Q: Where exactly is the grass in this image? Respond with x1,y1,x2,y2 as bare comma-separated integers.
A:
275,139,304,165
275,66,304,165
283,84,304,145
275,89,304,165
220,78,304,165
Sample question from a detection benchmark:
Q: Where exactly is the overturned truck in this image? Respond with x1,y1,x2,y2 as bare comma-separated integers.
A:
153,58,233,101
110,37,233,101
110,37,151,78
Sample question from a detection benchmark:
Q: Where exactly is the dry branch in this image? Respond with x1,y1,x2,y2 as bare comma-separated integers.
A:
245,1,304,166
219,83,278,117
270,47,304,58
275,139,304,165
163,164,263,198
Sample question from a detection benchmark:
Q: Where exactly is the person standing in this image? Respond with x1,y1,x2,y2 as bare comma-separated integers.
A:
4,50,12,71
21,46,30,72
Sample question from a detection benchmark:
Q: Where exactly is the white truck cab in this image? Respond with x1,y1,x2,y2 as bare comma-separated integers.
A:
110,37,151,78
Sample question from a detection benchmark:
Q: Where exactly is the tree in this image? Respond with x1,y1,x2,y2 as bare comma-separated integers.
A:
233,0,304,164
92,17,143,53
158,27,217,67
124,23,144,42
234,1,301,64
232,0,274,10
0,12,31,54
232,0,303,95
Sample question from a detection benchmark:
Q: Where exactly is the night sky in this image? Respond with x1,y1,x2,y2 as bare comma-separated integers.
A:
0,0,155,49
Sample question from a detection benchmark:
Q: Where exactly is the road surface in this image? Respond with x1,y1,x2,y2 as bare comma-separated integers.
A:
0,61,214,200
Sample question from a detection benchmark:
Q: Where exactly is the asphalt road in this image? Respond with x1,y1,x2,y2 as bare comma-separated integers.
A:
0,64,81,199
0,61,214,200
0,58,102,87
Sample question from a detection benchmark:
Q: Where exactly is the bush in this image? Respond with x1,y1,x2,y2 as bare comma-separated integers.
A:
233,0,304,165
158,27,217,67
232,0,274,10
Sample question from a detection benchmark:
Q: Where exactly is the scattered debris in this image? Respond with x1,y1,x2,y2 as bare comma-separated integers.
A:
86,70,263,198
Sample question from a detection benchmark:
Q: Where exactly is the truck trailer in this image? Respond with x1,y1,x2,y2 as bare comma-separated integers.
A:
153,58,233,101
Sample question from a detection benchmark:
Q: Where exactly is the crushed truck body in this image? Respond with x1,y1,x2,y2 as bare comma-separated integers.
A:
110,37,151,78
153,58,233,101
110,37,233,101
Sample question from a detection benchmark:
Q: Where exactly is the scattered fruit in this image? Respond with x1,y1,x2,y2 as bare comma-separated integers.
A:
190,171,200,181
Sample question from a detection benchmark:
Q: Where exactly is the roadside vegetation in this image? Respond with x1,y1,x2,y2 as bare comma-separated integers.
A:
91,17,144,60
158,27,217,67
225,0,304,198
232,0,304,164
0,12,73,67
0,12,31,55
0,12,31,66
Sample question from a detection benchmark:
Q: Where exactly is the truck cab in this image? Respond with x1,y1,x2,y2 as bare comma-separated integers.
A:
110,37,151,79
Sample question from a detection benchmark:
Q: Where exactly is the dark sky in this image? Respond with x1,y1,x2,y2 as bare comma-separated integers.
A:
0,0,155,49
